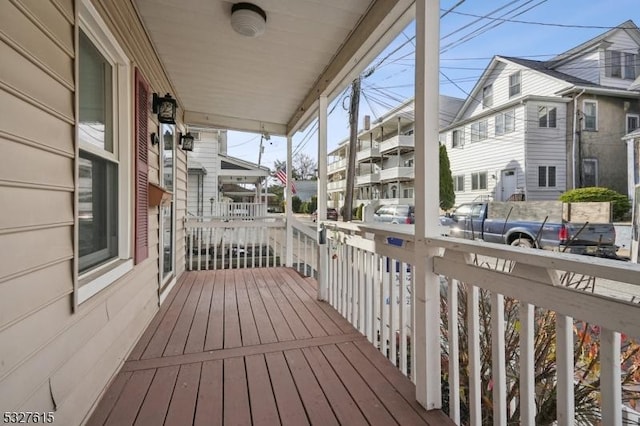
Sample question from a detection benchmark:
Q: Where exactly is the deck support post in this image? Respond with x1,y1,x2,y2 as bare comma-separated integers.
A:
286,135,294,267
414,0,442,410
317,95,329,301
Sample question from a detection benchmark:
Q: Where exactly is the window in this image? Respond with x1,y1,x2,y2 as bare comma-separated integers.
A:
495,110,515,136
77,0,132,302
482,84,493,108
160,125,176,281
509,71,521,97
453,175,465,192
627,114,639,133
452,129,464,148
390,185,398,198
582,159,598,187
471,120,488,142
624,53,637,80
538,166,556,187
471,172,488,190
583,101,597,131
538,106,557,128
403,188,414,198
403,158,414,167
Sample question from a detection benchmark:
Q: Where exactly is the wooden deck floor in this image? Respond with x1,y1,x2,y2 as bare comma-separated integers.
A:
88,267,452,426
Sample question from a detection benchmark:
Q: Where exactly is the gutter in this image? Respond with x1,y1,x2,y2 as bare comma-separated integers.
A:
572,89,586,189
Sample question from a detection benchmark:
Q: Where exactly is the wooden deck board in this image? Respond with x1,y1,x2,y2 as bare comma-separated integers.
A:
89,267,453,426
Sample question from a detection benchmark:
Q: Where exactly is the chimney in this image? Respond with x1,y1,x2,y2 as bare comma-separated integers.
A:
363,115,371,130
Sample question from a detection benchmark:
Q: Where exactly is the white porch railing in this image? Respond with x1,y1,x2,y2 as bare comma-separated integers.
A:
185,216,285,270
289,216,318,278
205,202,267,218
323,222,640,426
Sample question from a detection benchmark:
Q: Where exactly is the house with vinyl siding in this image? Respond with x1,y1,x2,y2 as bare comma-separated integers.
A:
441,20,640,205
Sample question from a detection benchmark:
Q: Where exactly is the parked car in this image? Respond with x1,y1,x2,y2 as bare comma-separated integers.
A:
373,204,415,224
446,202,617,257
312,208,339,222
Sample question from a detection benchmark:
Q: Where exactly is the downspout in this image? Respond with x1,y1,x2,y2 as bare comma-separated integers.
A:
572,89,586,189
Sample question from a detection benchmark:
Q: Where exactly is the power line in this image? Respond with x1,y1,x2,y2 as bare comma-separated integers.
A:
446,10,635,29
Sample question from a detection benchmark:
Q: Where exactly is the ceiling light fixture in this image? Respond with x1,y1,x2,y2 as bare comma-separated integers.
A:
231,2,267,38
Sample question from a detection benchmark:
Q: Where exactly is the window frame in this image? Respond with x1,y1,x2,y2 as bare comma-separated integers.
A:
471,172,488,190
482,84,493,109
453,175,465,192
538,106,557,128
583,100,598,131
538,165,557,188
509,71,521,98
76,0,132,304
471,120,488,142
582,158,599,187
624,52,637,80
626,113,639,134
452,129,464,148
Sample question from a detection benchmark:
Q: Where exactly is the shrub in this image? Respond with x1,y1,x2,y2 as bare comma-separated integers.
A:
291,195,302,213
559,187,631,221
355,203,364,221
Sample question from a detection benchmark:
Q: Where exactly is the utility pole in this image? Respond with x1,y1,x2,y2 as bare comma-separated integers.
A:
256,134,265,204
344,76,360,221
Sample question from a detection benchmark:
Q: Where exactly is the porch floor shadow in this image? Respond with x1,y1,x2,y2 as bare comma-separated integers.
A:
87,267,452,425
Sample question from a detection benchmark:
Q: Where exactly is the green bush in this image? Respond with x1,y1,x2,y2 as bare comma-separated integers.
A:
559,187,631,221
355,203,364,220
291,196,302,213
309,196,317,215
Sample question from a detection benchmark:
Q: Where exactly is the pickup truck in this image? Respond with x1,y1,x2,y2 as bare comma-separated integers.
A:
443,202,617,258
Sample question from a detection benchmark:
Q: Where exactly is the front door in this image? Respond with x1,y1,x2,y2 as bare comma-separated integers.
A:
160,124,176,298
500,169,517,201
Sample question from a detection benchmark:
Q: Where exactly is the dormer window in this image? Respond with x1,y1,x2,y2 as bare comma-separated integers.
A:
606,50,638,80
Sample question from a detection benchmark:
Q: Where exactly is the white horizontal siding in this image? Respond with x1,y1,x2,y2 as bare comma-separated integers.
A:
524,101,568,200
445,106,527,205
461,61,568,121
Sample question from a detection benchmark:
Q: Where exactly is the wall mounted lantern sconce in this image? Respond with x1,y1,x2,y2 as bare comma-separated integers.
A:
180,132,195,151
150,132,159,146
152,93,177,124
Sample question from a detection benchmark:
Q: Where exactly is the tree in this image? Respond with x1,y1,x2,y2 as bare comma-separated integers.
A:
440,143,455,210
273,154,318,181
294,152,318,180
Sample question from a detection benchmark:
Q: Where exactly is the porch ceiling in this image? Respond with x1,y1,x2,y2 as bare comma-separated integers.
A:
133,0,413,135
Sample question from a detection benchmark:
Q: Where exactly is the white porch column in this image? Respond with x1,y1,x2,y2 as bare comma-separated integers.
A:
317,95,329,301
285,135,293,267
414,0,442,410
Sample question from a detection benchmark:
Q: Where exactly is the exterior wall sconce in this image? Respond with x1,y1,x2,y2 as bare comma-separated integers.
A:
180,132,195,151
152,93,177,124
150,132,159,146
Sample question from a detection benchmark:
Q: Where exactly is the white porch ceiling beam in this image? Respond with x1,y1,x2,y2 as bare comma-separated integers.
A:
184,110,287,136
286,0,415,135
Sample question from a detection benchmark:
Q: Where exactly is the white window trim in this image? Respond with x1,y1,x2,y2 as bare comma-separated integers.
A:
471,171,488,191
582,158,599,187
77,0,132,303
626,113,640,134
509,71,521,98
583,100,598,131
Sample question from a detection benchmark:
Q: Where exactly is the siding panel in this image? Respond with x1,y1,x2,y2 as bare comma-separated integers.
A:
16,0,74,53
0,226,73,281
0,40,73,119
0,187,73,231
1,91,74,155
0,137,73,189
0,261,73,331
0,1,73,85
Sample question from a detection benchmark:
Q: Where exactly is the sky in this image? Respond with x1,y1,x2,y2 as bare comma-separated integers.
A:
226,0,639,171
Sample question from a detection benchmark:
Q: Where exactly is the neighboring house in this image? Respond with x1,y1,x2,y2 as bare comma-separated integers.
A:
623,128,640,198
327,95,464,211
441,20,640,204
187,127,269,216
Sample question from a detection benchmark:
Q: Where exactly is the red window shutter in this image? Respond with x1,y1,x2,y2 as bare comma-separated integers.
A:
134,68,149,264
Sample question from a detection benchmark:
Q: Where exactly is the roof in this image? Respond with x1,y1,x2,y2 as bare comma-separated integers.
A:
622,128,640,141
219,154,269,174
499,56,597,87
550,20,640,65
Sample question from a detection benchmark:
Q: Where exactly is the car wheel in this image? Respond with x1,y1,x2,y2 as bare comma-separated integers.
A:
510,237,533,248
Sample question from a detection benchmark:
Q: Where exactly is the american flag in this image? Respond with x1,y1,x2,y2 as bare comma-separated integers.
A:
275,168,296,194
